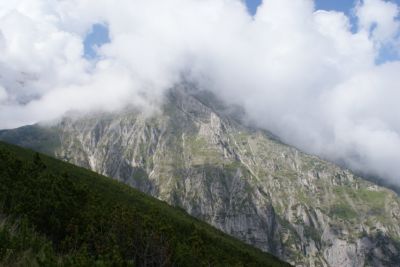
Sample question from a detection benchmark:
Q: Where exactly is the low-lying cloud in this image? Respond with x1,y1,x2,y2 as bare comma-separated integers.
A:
0,0,400,184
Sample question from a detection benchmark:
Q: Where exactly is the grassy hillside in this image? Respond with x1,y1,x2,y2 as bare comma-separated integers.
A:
0,141,289,267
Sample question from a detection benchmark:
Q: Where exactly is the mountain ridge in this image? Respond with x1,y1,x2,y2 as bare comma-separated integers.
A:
1,86,400,266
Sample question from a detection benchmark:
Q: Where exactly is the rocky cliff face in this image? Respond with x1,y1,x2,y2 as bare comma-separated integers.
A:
1,87,400,266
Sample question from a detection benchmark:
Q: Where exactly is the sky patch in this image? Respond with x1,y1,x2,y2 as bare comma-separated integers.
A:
84,24,110,59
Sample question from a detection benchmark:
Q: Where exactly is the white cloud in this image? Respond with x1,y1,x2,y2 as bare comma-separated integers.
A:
356,0,400,44
0,86,7,102
0,0,400,184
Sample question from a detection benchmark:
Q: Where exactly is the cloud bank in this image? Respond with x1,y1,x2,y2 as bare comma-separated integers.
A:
0,0,400,184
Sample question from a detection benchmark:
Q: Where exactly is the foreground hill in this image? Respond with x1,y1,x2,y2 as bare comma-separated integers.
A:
1,86,400,266
0,141,289,266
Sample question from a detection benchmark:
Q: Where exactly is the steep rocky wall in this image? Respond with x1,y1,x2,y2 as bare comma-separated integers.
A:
2,88,400,266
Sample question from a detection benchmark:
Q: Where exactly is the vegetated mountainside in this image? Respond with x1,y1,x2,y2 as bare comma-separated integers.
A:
0,141,288,266
1,86,400,266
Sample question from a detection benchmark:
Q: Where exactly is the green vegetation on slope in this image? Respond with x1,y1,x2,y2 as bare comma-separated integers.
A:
0,141,290,267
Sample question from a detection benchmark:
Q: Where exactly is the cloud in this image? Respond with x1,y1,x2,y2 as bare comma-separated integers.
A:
356,0,400,44
0,0,400,184
0,85,6,102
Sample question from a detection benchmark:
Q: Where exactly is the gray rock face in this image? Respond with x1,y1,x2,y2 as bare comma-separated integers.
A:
1,87,400,266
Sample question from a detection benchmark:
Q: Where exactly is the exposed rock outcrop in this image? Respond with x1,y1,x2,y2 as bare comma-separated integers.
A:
1,87,400,266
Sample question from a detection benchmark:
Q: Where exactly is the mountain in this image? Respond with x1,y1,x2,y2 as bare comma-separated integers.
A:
0,141,288,266
1,86,400,266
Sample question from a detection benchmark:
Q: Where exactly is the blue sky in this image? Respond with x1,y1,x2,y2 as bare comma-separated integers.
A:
245,0,357,15
314,0,357,13
246,0,400,14
84,24,110,59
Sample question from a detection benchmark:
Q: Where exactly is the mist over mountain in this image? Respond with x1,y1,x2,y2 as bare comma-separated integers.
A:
1,1,400,189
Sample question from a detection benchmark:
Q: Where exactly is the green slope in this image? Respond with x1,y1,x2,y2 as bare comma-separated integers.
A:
0,141,290,267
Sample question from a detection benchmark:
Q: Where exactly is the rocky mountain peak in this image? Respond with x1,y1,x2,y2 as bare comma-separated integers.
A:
1,86,400,266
